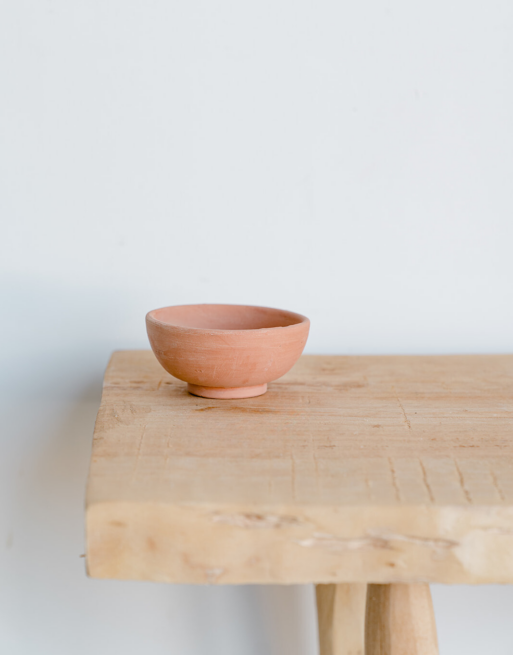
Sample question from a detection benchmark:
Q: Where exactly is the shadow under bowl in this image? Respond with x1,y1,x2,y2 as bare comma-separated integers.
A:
146,304,310,399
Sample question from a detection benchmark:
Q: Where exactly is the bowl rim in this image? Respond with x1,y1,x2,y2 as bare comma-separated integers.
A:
146,303,310,334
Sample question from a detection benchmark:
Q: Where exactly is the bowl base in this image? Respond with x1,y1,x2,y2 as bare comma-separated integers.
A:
187,383,267,399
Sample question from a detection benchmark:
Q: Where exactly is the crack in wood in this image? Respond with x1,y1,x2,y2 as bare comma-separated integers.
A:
419,458,435,503
454,459,472,504
490,466,506,502
388,457,401,503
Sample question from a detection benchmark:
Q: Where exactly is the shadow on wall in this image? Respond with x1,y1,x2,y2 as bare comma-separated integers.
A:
0,274,151,405
256,584,318,655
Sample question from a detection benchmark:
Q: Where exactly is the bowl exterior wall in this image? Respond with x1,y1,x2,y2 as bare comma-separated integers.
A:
146,319,310,388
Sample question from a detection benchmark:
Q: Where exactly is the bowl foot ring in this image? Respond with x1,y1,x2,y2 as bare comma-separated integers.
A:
187,383,267,399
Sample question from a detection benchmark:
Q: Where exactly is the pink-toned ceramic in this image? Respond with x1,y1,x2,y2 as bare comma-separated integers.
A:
146,304,310,399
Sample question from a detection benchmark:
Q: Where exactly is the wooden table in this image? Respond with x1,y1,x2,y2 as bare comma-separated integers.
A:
86,351,513,654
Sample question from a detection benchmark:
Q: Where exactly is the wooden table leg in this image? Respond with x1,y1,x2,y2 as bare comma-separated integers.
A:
316,583,367,655
365,584,439,655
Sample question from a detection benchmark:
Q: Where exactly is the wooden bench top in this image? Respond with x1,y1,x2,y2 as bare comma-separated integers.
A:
86,350,513,585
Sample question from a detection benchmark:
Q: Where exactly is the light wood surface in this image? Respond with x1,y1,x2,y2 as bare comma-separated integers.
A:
365,584,439,655
86,350,513,584
316,584,366,655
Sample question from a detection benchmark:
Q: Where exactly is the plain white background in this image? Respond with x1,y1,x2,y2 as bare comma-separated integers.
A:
1,0,512,653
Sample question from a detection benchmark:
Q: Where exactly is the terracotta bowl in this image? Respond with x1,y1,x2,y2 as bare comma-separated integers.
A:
146,304,310,399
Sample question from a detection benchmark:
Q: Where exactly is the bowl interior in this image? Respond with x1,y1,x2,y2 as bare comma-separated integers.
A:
148,304,306,331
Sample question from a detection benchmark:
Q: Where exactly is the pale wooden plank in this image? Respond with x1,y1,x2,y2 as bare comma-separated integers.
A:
86,351,513,584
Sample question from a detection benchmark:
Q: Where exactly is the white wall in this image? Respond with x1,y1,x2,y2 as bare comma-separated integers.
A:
1,1,513,653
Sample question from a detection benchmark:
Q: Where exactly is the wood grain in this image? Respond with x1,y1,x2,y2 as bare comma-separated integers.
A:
365,584,438,655
86,351,513,584
316,584,367,655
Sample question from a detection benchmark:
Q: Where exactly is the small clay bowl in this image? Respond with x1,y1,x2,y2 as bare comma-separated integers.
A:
146,304,310,399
